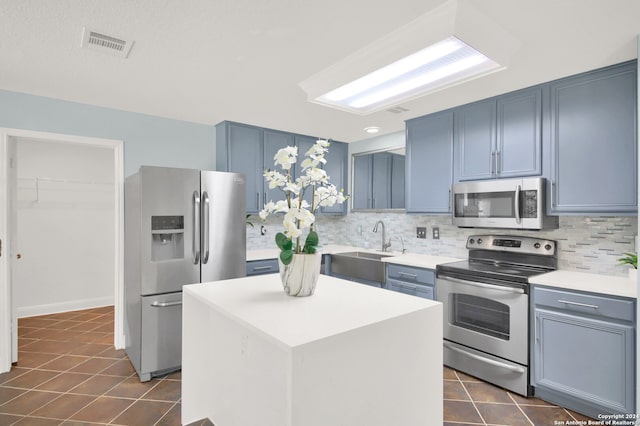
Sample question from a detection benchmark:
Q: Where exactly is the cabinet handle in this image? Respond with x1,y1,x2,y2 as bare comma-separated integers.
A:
491,151,496,176
496,151,500,174
448,189,451,210
257,192,260,209
550,180,555,207
514,184,521,224
535,314,539,342
253,265,273,271
398,272,417,279
557,299,599,310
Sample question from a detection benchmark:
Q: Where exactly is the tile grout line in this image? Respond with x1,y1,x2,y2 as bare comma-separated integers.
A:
506,392,536,426
106,374,176,425
9,310,135,424
58,346,133,423
455,370,488,426
6,346,117,421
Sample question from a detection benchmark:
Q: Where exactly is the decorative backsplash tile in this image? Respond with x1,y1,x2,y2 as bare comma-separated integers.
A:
247,213,637,277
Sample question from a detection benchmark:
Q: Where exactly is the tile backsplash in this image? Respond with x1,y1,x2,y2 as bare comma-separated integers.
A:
247,213,638,277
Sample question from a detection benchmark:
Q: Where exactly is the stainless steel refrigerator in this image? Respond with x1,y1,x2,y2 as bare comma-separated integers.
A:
124,166,246,381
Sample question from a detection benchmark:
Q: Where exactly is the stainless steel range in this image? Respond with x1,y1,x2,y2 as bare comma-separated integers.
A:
436,235,557,396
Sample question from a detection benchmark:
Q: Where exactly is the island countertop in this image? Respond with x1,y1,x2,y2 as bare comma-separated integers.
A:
183,273,441,348
182,274,443,426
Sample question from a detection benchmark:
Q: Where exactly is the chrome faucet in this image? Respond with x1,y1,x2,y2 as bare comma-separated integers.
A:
372,220,391,252
396,235,406,254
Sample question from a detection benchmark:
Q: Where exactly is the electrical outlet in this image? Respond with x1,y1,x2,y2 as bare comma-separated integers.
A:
416,227,426,239
432,227,440,239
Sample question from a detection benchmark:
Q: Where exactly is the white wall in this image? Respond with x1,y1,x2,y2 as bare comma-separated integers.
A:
14,138,115,317
348,131,405,156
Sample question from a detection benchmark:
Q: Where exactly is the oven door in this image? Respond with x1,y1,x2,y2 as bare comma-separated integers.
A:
436,274,528,365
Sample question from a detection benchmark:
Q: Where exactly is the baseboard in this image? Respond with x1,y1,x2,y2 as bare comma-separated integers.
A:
16,296,114,318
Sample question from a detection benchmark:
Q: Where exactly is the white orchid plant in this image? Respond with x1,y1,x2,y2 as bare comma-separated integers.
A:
259,139,347,265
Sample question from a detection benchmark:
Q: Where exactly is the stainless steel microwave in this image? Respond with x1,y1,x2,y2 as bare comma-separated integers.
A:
452,177,558,230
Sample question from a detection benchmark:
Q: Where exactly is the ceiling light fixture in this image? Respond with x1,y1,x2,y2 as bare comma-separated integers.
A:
364,126,380,134
315,37,501,115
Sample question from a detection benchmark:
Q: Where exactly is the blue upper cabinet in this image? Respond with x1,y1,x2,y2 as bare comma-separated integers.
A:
372,152,392,209
454,99,496,181
216,122,348,215
216,122,263,213
263,129,294,205
390,154,405,209
406,110,454,213
546,61,637,214
352,151,405,210
293,135,316,208
321,140,348,214
352,154,372,209
496,88,542,178
454,87,542,181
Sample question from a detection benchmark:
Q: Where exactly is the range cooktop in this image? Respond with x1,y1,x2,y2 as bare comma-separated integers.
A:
436,235,558,285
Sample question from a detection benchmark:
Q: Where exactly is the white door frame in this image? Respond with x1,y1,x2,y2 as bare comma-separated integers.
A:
0,128,124,373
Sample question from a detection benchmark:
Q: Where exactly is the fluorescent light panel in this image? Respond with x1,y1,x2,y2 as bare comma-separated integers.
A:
316,37,501,114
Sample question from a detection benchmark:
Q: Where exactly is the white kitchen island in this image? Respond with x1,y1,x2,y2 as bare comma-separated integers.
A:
182,274,442,426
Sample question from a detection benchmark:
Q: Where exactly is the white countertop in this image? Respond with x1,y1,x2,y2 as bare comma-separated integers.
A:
247,245,462,269
184,273,440,348
530,270,637,299
247,247,636,299
246,248,281,261
381,253,462,269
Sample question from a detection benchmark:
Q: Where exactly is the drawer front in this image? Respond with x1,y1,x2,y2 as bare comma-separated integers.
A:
386,278,435,300
533,286,635,323
387,264,435,285
141,292,182,374
246,259,279,276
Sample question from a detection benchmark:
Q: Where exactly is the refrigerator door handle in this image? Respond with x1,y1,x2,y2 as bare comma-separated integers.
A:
151,300,183,308
202,191,210,264
193,191,200,264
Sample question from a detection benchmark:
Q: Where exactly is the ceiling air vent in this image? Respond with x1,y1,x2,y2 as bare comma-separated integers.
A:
81,27,134,58
386,106,409,114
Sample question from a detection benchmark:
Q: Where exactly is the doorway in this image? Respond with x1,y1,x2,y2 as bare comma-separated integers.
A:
0,128,123,373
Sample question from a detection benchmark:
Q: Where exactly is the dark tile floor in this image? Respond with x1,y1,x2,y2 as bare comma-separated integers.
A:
0,306,180,425
443,367,593,425
0,306,594,425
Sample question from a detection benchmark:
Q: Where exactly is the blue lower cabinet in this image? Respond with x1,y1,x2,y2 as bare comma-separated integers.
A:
386,278,434,300
531,286,636,418
385,264,436,300
246,259,279,276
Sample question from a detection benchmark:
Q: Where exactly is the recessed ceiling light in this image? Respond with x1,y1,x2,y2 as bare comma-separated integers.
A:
315,37,501,115
364,127,380,134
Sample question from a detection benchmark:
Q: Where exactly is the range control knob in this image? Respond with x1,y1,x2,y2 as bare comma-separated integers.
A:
544,244,552,251
477,238,483,244
469,238,475,245
534,242,541,249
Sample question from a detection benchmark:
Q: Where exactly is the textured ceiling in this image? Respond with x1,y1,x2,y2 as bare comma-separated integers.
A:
1,0,639,142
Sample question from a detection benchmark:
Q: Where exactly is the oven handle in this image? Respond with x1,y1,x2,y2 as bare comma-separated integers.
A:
438,275,525,294
444,342,525,374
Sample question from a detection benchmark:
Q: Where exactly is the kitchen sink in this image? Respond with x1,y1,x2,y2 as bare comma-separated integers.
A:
330,251,395,283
